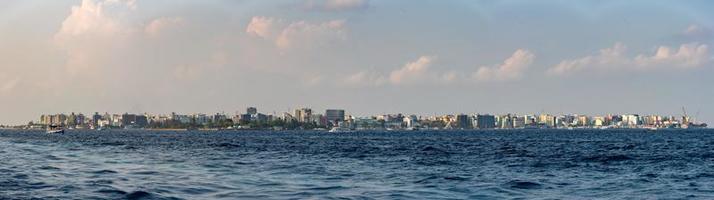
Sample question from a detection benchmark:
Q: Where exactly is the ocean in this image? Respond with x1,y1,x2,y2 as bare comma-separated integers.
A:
1,129,713,199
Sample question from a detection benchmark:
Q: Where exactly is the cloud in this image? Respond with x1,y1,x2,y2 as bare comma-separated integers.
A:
55,0,136,38
342,56,440,87
634,43,709,67
341,56,450,87
245,16,276,39
343,71,387,87
303,0,370,12
276,20,346,49
548,43,710,75
474,49,535,81
389,56,436,85
684,24,712,37
246,17,346,50
54,0,189,75
145,17,185,36
54,0,138,74
342,50,533,87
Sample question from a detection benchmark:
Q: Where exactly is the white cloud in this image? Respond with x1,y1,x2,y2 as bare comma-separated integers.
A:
303,0,369,11
245,16,276,39
389,56,435,85
343,71,387,87
342,51,534,87
275,20,346,49
54,0,138,74
54,0,189,75
684,24,712,37
246,17,346,50
341,56,453,87
145,17,185,36
548,43,710,75
474,49,535,81
634,43,709,67
55,0,135,38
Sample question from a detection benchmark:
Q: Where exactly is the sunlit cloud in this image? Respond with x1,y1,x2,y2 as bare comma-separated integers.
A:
145,17,185,37
246,16,346,50
473,49,535,81
548,43,710,75
389,56,436,85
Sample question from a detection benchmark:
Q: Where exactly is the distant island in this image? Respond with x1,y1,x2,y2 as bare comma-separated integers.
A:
3,106,706,131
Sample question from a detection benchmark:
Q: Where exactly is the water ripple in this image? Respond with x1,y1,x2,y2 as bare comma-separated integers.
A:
1,129,713,199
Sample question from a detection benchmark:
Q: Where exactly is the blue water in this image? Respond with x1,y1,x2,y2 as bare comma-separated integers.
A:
1,129,713,199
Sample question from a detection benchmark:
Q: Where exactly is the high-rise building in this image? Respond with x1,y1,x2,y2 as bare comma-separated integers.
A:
456,114,471,129
403,115,419,128
325,109,345,124
497,114,514,129
622,114,640,127
476,114,496,129
513,116,526,128
247,107,257,115
294,108,312,123
92,112,101,128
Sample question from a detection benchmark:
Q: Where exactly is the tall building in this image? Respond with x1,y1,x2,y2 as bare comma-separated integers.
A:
622,114,640,127
294,108,312,123
247,107,257,115
497,114,514,129
325,109,345,124
403,115,420,128
513,116,526,128
476,114,496,129
456,114,471,129
92,112,102,128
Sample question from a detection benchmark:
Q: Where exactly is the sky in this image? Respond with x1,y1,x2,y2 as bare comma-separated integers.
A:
0,0,713,125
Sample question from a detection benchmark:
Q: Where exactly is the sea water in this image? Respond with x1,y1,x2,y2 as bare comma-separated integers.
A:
1,129,713,199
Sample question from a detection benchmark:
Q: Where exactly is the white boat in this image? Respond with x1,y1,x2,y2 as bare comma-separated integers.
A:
46,124,65,134
328,127,353,133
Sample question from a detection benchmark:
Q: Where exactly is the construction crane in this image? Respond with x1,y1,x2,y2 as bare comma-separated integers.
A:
681,106,690,125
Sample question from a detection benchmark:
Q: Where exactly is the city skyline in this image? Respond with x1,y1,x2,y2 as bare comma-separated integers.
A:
3,106,709,126
18,106,707,130
1,0,713,125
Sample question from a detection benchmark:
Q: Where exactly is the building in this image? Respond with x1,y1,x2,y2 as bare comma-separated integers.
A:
622,114,640,127
497,114,514,129
476,114,496,129
193,114,209,125
513,116,526,128
92,112,102,128
239,114,252,123
577,115,590,127
353,117,382,130
456,114,472,129
403,115,420,128
120,113,148,127
294,108,312,123
247,107,257,115
39,114,68,126
325,109,345,124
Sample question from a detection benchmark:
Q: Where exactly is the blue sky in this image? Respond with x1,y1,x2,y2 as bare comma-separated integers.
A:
0,0,713,124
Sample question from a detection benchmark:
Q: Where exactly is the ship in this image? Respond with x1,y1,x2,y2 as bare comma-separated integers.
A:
681,107,708,129
328,127,353,133
46,124,65,134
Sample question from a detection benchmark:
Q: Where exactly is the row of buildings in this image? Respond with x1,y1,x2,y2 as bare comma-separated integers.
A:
33,108,706,130
34,107,348,130
382,113,704,130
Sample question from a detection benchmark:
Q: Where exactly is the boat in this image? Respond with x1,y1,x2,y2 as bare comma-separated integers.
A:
328,127,353,133
46,124,65,134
